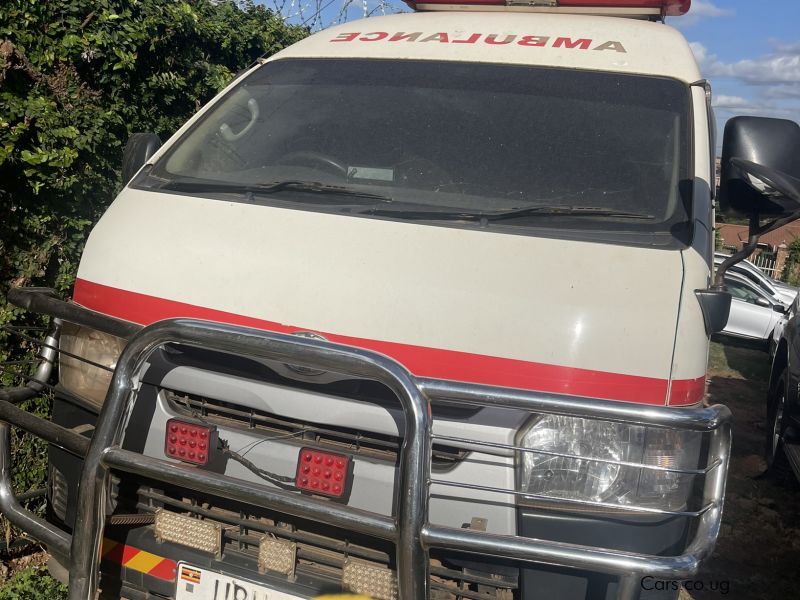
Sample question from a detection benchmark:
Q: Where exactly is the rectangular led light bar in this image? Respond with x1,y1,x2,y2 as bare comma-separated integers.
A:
258,537,297,576
342,558,399,600
154,509,222,557
405,0,691,16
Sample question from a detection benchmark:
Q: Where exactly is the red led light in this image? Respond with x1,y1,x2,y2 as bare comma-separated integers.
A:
295,448,351,498
164,419,217,466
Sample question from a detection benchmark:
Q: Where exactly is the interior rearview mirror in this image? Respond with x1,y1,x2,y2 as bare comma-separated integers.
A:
122,133,163,186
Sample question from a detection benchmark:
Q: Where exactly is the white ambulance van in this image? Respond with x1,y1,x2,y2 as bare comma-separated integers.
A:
4,1,800,599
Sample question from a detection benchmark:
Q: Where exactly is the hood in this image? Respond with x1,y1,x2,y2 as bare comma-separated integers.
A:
75,189,697,406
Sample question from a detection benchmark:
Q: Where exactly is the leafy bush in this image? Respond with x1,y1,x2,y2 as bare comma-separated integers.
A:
1,0,306,304
0,566,66,600
782,237,800,286
0,0,306,531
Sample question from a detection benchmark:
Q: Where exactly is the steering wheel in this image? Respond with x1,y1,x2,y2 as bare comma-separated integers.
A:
280,151,348,177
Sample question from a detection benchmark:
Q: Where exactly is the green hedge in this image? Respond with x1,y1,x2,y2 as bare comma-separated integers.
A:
1,0,306,310
0,0,306,510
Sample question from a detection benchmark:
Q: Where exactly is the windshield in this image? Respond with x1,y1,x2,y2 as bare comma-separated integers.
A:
144,58,692,246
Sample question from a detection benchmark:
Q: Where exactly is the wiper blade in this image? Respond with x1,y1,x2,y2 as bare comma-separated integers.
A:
362,205,653,222
488,205,654,221
159,179,392,202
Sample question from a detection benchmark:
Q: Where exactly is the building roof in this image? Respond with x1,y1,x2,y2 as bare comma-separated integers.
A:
718,223,800,250
271,12,701,82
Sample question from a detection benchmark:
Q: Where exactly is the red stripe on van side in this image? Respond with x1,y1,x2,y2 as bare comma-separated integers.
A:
667,376,707,407
73,278,704,406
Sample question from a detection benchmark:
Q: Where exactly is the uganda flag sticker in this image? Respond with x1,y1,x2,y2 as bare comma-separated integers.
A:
180,566,202,585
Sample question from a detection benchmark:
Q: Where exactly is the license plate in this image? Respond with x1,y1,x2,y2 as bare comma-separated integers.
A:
175,564,305,600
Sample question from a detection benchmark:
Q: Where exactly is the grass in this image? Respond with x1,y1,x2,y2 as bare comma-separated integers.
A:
708,338,771,383
0,565,66,600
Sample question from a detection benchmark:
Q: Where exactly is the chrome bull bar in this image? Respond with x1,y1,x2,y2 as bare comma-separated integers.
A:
0,315,731,600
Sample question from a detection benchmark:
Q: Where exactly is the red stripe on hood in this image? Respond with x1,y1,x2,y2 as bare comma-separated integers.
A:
73,278,704,406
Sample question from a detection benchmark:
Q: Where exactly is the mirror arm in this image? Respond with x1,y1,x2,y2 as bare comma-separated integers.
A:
712,213,760,290
713,208,800,289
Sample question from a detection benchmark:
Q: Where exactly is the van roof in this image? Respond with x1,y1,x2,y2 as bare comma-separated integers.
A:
270,12,701,83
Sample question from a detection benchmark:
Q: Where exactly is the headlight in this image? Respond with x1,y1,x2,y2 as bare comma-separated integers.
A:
516,415,702,512
59,322,126,409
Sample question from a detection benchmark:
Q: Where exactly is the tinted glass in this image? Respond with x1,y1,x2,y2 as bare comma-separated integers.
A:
726,279,766,305
147,59,692,245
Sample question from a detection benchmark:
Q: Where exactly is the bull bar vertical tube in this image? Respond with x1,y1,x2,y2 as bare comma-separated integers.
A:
0,422,72,558
617,574,642,600
67,318,431,600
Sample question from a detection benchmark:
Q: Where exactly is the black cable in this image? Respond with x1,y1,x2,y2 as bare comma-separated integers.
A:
222,445,296,487
172,395,297,487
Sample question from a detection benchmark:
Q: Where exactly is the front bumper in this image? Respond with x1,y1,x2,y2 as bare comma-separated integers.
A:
0,287,732,600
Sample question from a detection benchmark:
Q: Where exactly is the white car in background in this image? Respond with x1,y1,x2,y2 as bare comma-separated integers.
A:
722,271,788,347
715,252,798,305
771,313,790,357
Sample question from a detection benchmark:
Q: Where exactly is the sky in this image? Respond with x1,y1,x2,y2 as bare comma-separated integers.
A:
669,0,800,147
267,0,800,146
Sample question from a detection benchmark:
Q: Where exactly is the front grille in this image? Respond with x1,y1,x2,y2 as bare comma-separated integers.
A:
121,481,517,599
165,390,468,471
48,464,68,522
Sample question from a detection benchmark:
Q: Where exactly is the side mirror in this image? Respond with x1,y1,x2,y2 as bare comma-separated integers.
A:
699,116,800,336
755,297,771,308
122,133,162,185
713,117,800,291
719,116,800,216
695,290,732,335
774,304,787,314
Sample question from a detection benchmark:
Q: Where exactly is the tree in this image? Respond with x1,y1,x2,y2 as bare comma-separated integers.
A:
0,0,307,502
782,238,800,286
0,0,307,350
714,227,724,251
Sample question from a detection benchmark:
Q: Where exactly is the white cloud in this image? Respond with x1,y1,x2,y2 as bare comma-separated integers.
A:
691,42,800,127
711,96,797,120
676,1,734,26
689,41,710,64
692,41,800,85
712,95,752,110
690,0,734,18
764,85,800,100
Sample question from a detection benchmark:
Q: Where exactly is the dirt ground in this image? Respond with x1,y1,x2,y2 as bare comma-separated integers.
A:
693,341,800,600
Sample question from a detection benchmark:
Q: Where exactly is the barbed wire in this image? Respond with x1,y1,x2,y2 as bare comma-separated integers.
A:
264,0,407,31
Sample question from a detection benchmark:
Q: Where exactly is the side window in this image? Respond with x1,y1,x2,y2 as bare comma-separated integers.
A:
726,279,766,305
740,269,774,295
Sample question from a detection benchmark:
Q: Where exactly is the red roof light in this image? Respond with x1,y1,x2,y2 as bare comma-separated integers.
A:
558,0,690,16
405,0,691,16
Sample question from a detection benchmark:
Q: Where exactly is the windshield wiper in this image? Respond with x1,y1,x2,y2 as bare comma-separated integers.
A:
361,205,654,222
159,179,393,203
